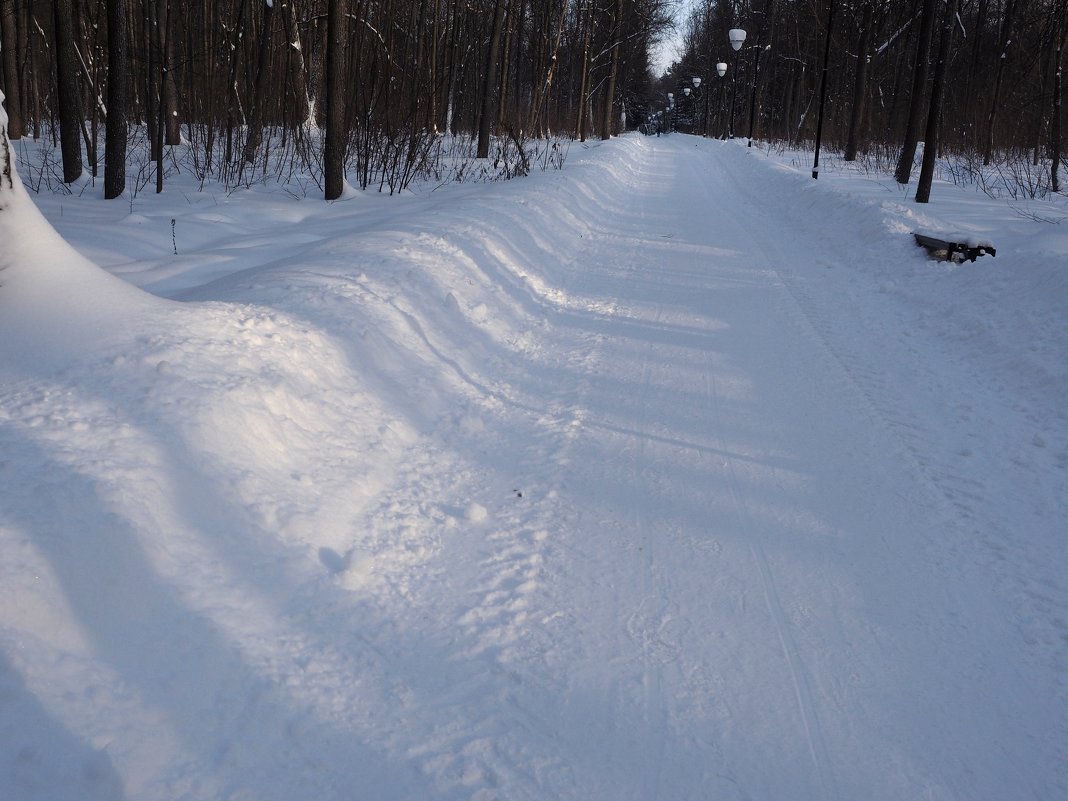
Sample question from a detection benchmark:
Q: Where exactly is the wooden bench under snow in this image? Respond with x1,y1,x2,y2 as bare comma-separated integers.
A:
913,231,997,263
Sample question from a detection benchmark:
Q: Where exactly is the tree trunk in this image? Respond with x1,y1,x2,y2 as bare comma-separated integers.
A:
748,0,779,145
963,0,989,146
0,0,23,139
104,0,128,199
53,0,84,182
282,0,313,126
894,0,938,184
160,0,181,145
145,0,161,161
844,1,873,161
324,0,348,199
526,0,567,135
243,0,276,165
1,89,14,195
600,0,623,139
916,0,960,203
575,0,591,140
983,0,1019,165
1053,5,1067,192
477,0,507,159
429,0,440,133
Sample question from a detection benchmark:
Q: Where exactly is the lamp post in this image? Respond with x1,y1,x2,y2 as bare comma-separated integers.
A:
690,76,702,135
728,28,746,138
812,1,837,179
715,61,728,139
667,92,674,132
747,44,771,147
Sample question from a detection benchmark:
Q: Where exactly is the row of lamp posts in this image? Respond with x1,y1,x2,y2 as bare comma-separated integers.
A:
667,13,837,182
669,28,747,140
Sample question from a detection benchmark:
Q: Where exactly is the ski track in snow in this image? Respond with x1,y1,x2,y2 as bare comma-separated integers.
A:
2,134,1066,801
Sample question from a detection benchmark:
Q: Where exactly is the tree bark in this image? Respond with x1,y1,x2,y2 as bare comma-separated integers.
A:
844,1,873,161
1053,4,1067,192
916,0,960,203
0,0,23,139
104,0,129,199
963,0,988,146
600,0,623,139
983,0,1018,165
1,88,13,195
243,0,276,165
160,0,181,145
477,0,507,158
894,0,938,185
526,0,567,135
282,0,312,126
575,0,591,141
324,0,348,199
53,0,84,182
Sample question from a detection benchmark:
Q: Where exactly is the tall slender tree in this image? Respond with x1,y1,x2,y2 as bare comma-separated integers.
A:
601,0,624,139
53,0,84,182
324,0,348,199
243,0,277,166
0,0,23,139
0,89,13,195
104,0,129,199
916,0,961,202
844,1,874,161
1053,1,1067,192
983,0,1019,165
894,0,938,184
477,0,507,158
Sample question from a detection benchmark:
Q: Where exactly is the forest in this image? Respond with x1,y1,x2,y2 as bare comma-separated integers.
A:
0,0,1065,200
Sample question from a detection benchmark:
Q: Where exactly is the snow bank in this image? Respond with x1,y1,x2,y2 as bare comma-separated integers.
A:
2,128,1065,801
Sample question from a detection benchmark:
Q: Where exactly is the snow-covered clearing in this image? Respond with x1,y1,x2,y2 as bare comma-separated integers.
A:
1,130,1066,801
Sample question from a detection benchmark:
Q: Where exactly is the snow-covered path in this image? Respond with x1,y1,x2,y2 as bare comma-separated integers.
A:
438,138,1063,800
2,134,1065,801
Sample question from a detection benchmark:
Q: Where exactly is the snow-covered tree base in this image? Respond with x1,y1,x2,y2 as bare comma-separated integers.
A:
1,89,14,194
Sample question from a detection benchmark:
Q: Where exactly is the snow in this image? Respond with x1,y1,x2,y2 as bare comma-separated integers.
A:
2,129,1066,801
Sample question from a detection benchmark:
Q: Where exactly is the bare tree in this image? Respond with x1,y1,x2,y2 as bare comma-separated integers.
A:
0,89,13,195
894,0,938,185
983,0,1019,165
1053,1,1067,192
104,0,129,199
243,0,277,166
601,0,624,139
477,0,507,158
916,0,961,202
0,0,23,139
53,0,84,182
324,0,348,199
844,1,874,162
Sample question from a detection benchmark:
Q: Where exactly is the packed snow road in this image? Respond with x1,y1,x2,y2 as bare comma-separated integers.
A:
2,134,1064,801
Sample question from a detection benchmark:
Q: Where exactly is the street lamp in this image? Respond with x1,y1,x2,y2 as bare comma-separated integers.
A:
812,1,837,179
715,62,728,139
690,76,703,135
728,28,747,139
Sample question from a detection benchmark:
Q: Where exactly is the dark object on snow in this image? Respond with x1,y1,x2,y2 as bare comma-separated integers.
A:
913,231,996,263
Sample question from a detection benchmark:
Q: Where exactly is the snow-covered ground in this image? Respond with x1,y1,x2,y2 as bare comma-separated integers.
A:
2,125,1066,801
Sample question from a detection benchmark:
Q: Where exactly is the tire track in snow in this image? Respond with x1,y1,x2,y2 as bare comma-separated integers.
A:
627,239,668,801
704,361,841,801
691,146,843,801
